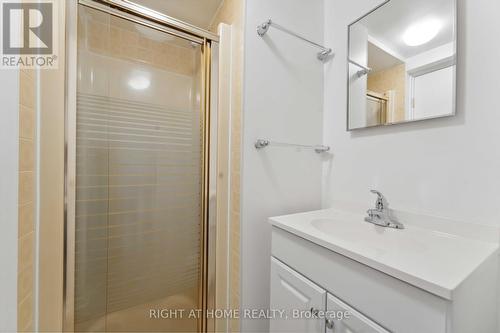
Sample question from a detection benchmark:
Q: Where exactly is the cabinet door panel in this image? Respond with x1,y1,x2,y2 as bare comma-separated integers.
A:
326,293,389,333
270,257,326,333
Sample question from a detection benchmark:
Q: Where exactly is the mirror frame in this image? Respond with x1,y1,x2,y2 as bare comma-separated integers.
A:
346,0,457,131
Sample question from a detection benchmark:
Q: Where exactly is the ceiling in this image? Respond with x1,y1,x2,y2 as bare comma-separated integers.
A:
368,42,403,72
355,0,455,59
131,0,224,29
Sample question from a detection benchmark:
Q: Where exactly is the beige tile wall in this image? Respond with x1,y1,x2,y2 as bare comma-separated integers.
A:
367,63,407,123
209,1,245,331
18,69,36,332
81,10,196,76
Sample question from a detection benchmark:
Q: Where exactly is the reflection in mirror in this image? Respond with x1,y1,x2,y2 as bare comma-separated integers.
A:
347,0,456,130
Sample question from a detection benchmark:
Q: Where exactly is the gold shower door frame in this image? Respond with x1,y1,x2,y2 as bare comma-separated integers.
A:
64,1,219,332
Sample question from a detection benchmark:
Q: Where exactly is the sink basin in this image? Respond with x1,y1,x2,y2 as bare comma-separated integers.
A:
311,218,428,255
270,208,499,300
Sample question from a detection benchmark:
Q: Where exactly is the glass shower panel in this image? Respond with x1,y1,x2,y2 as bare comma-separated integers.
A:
75,6,203,332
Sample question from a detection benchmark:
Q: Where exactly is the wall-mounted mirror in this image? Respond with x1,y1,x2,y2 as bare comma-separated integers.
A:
347,0,456,130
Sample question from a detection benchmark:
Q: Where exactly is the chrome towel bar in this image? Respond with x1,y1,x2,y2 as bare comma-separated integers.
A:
257,19,333,61
254,139,330,154
349,59,372,77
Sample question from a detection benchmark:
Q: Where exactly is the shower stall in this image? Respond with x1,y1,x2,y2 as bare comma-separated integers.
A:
64,1,219,332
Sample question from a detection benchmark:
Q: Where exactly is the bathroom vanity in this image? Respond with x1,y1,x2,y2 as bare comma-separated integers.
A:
269,208,499,333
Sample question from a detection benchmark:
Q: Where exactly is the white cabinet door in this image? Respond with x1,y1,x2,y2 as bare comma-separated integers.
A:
270,257,326,333
326,293,389,333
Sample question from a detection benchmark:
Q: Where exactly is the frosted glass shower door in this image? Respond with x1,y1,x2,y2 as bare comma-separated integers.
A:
75,6,203,332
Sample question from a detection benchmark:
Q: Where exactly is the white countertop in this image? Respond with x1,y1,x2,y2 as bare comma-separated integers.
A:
270,208,499,300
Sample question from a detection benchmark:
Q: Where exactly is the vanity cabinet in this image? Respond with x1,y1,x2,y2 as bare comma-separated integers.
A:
270,221,499,333
270,257,388,333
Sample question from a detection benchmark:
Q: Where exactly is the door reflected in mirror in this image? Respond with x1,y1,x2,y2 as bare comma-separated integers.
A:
347,0,457,130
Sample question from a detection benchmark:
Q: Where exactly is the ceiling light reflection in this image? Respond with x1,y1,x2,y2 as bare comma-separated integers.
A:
403,19,441,46
128,72,151,91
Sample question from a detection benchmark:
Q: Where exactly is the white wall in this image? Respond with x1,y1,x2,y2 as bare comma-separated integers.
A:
406,42,455,71
323,0,500,225
0,69,19,331
240,0,325,331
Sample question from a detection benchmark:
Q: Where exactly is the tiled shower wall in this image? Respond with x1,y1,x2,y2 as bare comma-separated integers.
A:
18,69,36,332
82,9,195,76
367,63,407,122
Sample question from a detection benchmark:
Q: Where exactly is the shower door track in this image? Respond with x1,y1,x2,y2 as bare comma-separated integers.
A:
63,1,219,332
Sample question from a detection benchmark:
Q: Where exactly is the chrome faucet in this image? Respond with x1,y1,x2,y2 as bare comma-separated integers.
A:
365,190,404,229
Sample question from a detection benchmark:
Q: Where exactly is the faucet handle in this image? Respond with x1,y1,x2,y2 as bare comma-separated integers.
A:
370,190,388,210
